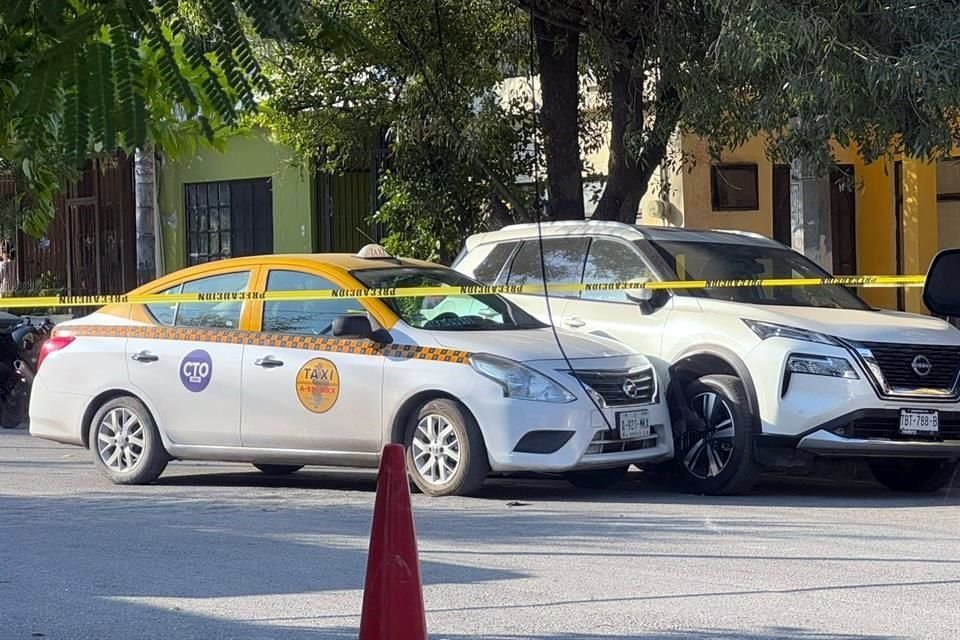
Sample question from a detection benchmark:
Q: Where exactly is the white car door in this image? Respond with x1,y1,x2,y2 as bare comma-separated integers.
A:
127,270,252,447
560,236,671,364
239,268,384,453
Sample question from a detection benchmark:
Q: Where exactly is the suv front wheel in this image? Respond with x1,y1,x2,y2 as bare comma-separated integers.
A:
677,375,761,495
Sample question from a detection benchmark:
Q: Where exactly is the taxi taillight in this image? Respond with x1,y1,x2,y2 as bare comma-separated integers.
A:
37,335,75,371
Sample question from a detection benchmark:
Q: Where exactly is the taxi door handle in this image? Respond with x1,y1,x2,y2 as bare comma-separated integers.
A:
131,351,159,363
564,317,586,328
254,356,284,368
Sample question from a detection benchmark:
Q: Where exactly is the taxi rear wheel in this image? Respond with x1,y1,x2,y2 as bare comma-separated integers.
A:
89,396,168,485
404,399,489,497
253,464,304,476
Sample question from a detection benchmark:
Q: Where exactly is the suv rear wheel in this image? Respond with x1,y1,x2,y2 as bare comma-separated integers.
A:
868,458,959,492
677,375,761,495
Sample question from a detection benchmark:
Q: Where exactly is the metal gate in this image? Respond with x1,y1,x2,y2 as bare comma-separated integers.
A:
15,154,136,296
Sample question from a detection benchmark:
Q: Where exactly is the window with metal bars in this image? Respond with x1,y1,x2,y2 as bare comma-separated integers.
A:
184,179,273,265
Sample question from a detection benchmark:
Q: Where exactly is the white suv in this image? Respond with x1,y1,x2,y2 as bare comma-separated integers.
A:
454,221,960,495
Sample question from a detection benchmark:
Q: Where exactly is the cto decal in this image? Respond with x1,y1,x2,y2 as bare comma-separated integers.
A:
180,349,213,392
296,358,340,413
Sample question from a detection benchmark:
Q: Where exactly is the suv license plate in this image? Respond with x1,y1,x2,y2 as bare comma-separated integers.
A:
617,410,650,440
899,409,939,435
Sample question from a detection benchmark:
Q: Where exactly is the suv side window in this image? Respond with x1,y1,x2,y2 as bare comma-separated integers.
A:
262,270,367,336
507,238,588,296
176,271,251,329
582,238,654,302
469,242,518,284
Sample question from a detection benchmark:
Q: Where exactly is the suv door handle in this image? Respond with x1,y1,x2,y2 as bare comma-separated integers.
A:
564,317,586,328
254,356,284,368
131,351,159,363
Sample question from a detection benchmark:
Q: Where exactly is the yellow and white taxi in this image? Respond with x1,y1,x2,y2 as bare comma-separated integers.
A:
29,250,673,496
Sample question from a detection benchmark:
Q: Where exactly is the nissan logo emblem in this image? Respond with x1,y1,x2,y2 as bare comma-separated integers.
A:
622,378,644,399
911,355,933,377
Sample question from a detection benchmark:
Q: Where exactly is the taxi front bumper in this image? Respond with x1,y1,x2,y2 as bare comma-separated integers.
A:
472,396,674,473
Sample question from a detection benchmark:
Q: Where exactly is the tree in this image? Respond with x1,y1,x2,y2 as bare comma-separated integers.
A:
264,0,534,261
0,0,352,233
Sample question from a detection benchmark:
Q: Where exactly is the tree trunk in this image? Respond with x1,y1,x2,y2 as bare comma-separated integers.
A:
534,16,584,220
593,67,679,223
134,145,158,284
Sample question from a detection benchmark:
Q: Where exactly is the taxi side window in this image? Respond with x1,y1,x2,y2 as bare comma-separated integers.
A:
262,270,366,336
176,271,251,329
146,284,181,326
581,238,653,302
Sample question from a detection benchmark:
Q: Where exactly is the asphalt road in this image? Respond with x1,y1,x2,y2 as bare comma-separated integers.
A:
2,428,959,640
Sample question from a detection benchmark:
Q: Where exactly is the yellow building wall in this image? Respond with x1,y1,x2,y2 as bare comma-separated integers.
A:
901,157,939,312
677,136,773,236
853,156,897,309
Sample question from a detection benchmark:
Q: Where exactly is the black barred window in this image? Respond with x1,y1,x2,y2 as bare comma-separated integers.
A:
185,179,273,265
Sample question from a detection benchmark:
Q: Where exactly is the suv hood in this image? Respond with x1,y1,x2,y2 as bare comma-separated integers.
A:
703,299,960,345
427,327,637,363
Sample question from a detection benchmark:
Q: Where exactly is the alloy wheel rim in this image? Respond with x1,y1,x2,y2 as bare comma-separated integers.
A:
96,408,145,473
411,414,461,485
683,391,736,480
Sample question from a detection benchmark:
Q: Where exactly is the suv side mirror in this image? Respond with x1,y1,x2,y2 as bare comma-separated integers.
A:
922,249,960,318
332,315,393,344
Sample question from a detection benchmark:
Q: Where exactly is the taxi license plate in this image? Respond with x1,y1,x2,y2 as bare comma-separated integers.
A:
617,410,650,440
899,409,939,435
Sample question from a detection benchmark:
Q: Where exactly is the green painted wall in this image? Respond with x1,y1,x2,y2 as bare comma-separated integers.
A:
158,130,315,273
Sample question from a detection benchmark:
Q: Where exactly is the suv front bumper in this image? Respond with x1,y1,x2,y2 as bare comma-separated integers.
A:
795,409,960,458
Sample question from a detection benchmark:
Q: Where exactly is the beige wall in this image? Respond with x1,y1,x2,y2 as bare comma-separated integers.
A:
672,135,773,236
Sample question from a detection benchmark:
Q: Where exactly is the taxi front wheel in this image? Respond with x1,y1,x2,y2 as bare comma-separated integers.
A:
89,396,168,485
404,398,489,497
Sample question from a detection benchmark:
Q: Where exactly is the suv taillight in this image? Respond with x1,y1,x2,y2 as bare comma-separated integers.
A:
37,335,75,370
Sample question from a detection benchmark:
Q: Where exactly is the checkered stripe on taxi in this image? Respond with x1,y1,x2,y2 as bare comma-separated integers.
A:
57,324,471,364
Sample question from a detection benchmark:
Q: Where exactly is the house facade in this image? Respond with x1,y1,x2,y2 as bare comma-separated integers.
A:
156,126,958,314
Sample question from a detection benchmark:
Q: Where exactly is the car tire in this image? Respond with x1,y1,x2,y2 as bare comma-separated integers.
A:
404,398,489,497
254,464,304,476
564,465,630,490
677,375,761,495
89,396,168,485
868,458,959,492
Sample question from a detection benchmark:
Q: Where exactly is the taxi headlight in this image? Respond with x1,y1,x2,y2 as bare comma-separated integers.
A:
470,354,575,403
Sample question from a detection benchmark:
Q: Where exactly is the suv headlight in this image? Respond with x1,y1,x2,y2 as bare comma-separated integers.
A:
787,354,859,379
470,354,575,403
743,319,838,346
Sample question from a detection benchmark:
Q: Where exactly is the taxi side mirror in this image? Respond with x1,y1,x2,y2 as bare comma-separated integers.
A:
332,315,392,344
923,249,960,318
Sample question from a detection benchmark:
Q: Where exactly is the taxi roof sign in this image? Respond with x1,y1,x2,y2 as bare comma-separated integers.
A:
356,244,394,259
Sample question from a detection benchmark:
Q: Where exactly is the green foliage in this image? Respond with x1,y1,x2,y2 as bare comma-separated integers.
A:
695,0,960,171
0,0,335,233
264,0,534,261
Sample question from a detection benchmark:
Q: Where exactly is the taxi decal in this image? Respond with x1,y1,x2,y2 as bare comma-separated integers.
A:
56,325,472,364
180,349,213,392
296,358,340,413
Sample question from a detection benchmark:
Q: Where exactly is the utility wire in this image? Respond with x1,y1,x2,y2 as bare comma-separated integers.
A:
526,11,614,433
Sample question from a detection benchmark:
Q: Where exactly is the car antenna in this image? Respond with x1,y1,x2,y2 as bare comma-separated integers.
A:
526,11,613,433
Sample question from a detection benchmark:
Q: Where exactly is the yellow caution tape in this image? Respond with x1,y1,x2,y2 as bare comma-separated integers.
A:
0,275,928,309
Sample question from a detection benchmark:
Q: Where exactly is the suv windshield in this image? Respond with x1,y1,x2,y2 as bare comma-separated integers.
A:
648,239,871,310
352,267,545,331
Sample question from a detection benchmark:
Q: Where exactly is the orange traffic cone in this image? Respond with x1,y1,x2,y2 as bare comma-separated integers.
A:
358,443,428,640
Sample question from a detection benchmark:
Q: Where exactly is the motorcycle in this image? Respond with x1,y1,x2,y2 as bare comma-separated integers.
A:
0,311,53,429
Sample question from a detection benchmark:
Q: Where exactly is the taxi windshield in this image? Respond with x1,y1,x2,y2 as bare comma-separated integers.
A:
352,267,545,331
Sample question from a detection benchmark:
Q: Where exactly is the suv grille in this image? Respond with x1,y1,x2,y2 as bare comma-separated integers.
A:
860,341,960,392
569,368,655,406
